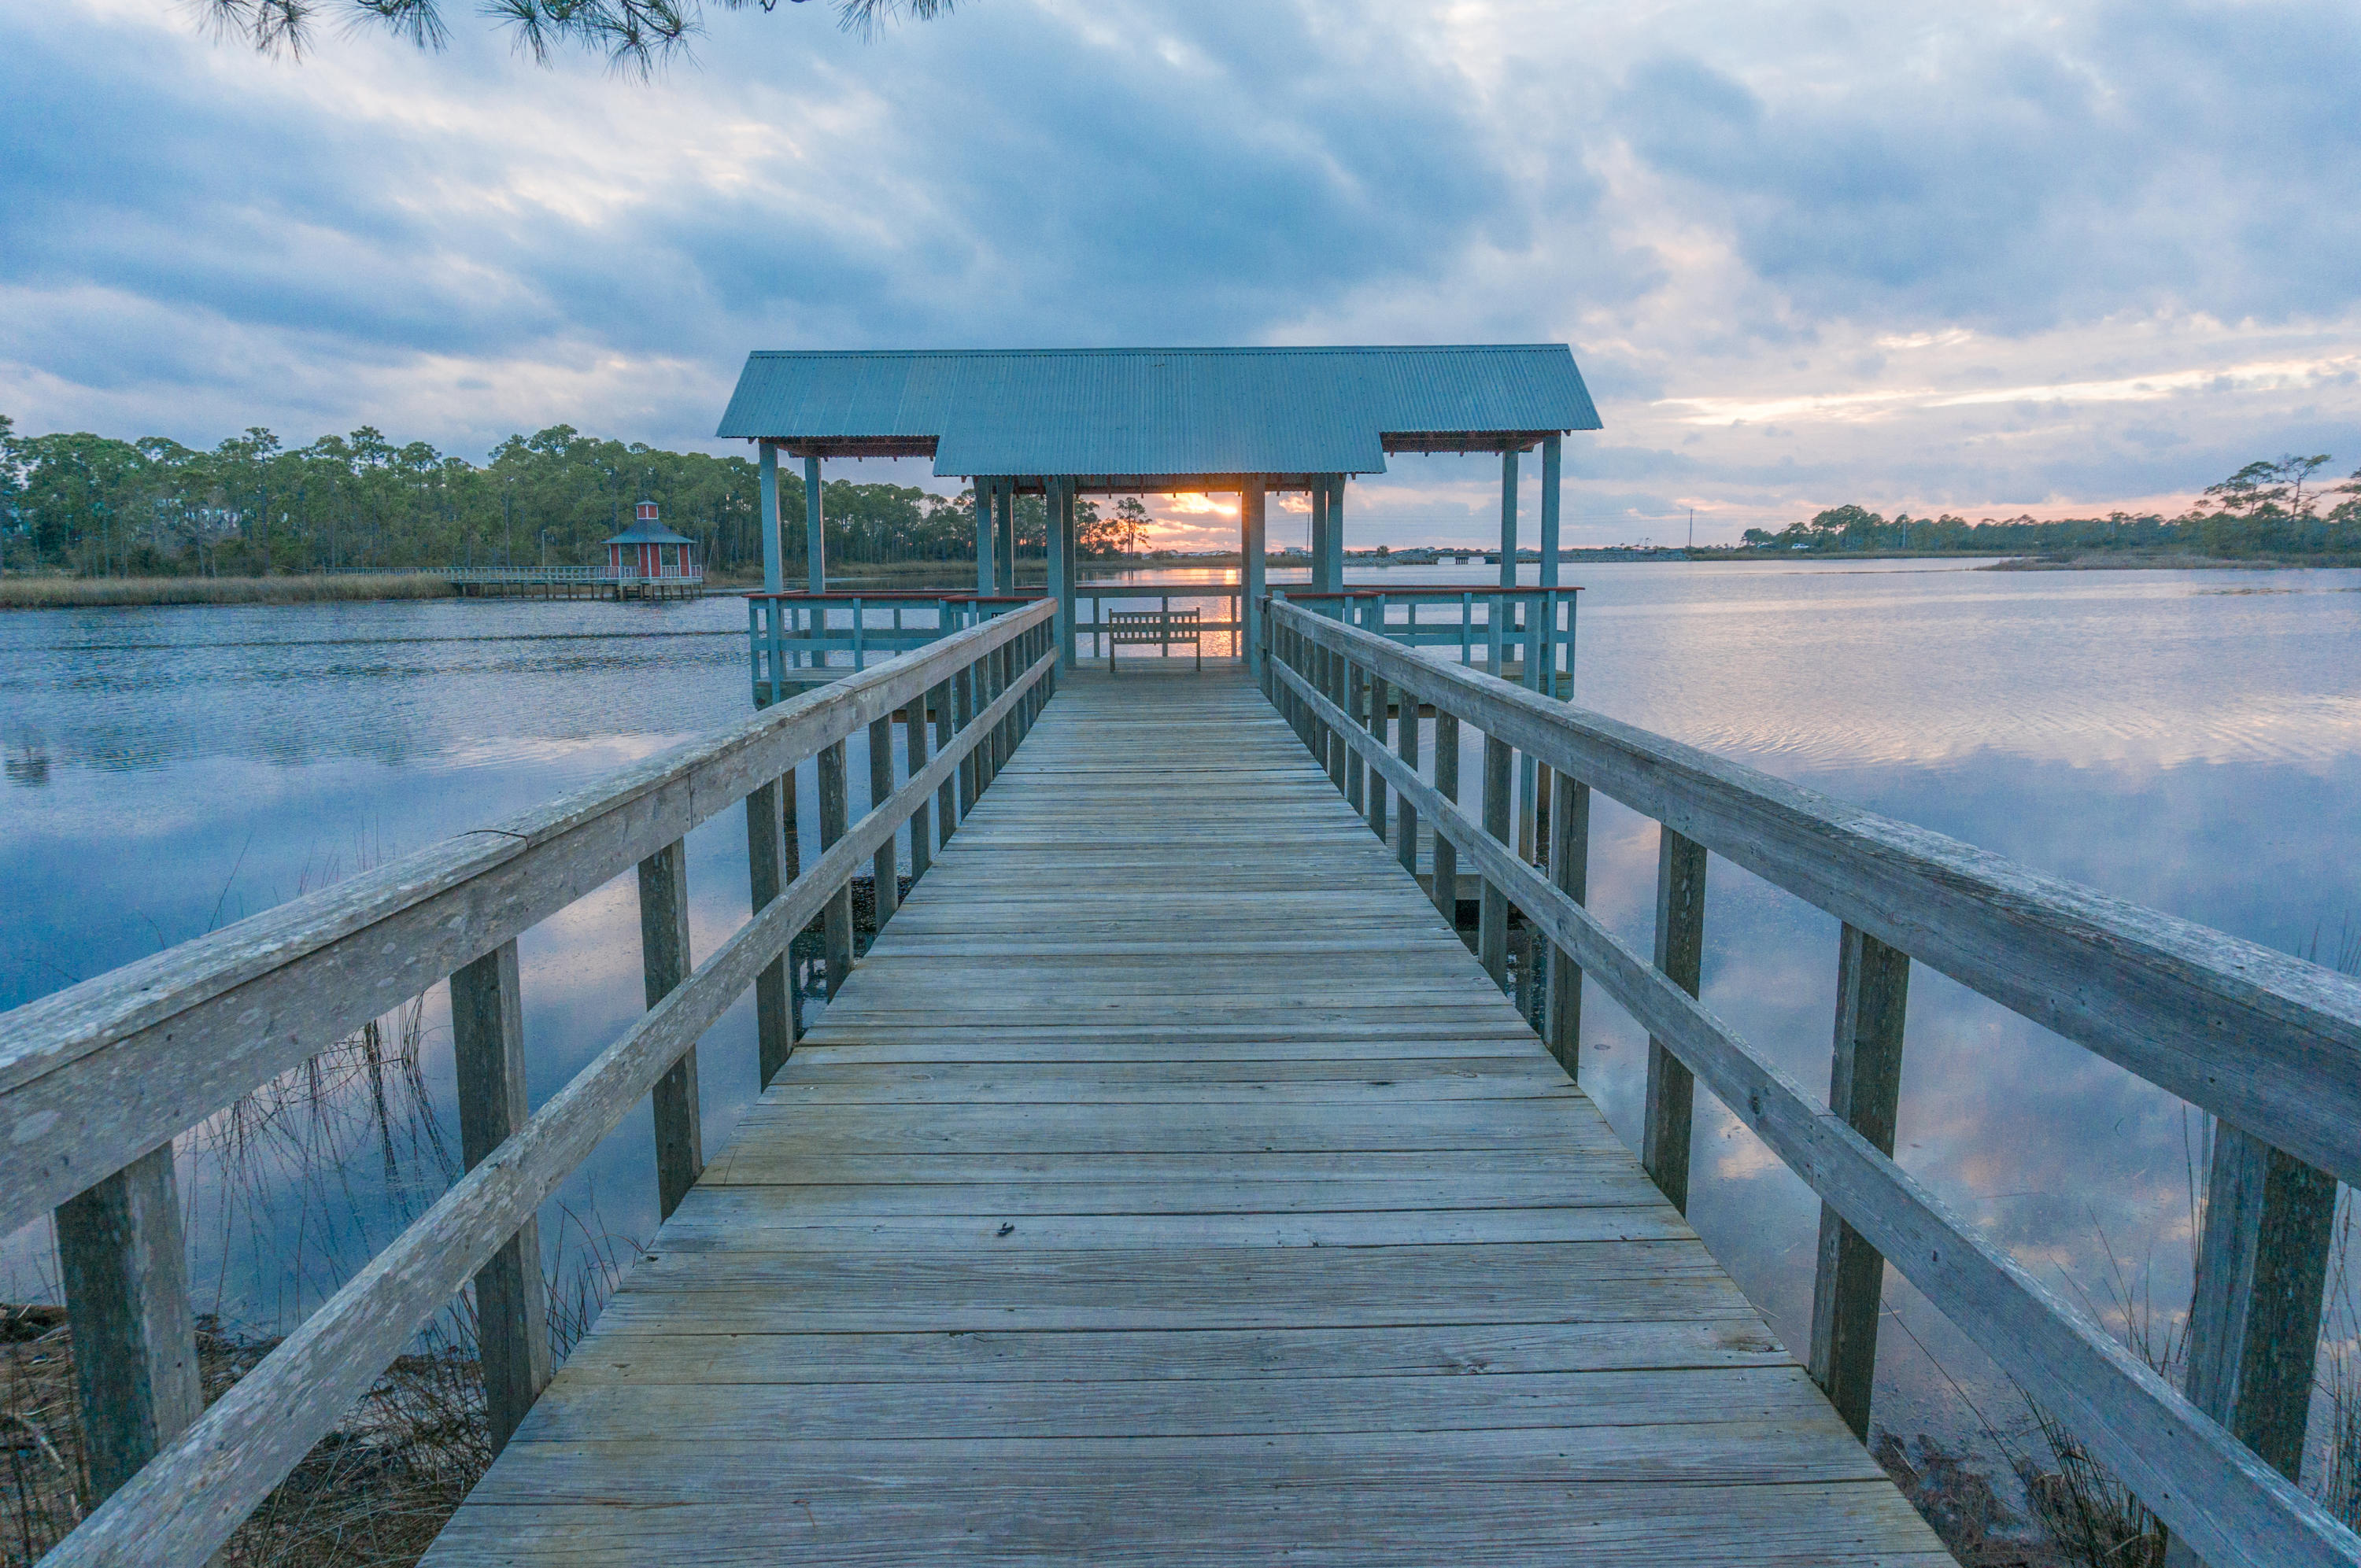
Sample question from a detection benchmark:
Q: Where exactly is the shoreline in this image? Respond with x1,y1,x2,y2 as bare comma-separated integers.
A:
8,548,2357,610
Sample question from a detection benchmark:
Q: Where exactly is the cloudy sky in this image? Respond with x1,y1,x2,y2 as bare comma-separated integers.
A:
5,0,2358,546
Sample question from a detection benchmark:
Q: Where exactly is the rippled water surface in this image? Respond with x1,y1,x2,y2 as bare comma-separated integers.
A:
4,559,2357,1461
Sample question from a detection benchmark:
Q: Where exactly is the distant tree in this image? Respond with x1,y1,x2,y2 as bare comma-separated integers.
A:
1739,527,1774,547
2202,453,2333,518
207,0,953,71
1110,496,1151,555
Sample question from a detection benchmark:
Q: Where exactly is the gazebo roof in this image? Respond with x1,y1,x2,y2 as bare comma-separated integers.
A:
714,345,1600,486
604,518,695,546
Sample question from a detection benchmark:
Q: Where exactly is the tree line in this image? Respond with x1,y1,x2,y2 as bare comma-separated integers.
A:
0,416,1154,579
1736,455,2361,558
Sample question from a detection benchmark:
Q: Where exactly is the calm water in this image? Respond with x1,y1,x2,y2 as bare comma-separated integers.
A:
4,559,2358,1464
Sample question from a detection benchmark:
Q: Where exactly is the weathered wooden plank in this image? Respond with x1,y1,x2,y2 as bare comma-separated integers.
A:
867,713,898,926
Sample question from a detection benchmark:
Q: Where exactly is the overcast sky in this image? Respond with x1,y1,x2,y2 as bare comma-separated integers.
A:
5,0,2358,546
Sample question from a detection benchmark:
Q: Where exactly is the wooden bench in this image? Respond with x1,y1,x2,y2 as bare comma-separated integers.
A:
1107,607,1201,671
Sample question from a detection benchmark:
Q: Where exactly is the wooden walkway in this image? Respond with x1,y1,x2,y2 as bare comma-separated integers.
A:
425,666,1950,1565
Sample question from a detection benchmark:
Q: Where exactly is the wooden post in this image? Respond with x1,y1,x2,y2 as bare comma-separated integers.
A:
637,839,703,1220
868,714,898,928
955,665,977,816
1325,644,1347,793
55,1147,201,1502
906,696,933,883
932,677,957,848
818,740,855,1001
974,478,996,596
1479,734,1513,991
1432,712,1462,942
1365,673,1389,843
1344,662,1366,813
757,441,781,594
1052,480,1076,671
1544,769,1589,1078
1242,479,1266,674
1395,684,1421,878
1642,826,1707,1212
1808,924,1912,1441
803,454,826,595
449,940,552,1452
745,779,795,1088
2179,1127,2338,1485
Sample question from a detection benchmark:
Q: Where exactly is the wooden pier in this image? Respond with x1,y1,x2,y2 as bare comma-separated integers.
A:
423,666,1942,1562
8,596,2361,1566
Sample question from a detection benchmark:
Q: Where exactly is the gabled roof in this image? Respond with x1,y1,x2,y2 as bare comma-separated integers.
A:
604,519,695,546
713,345,1601,481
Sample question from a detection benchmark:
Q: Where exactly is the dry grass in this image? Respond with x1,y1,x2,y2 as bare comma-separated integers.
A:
0,574,456,609
2,1007,634,1567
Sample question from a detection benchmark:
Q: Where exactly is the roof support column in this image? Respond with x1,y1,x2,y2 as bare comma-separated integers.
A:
1310,483,1331,596
1049,478,1075,670
996,484,1017,595
757,441,781,593
975,478,996,596
804,454,826,595
1241,478,1266,674
1540,433,1562,694
1325,476,1347,593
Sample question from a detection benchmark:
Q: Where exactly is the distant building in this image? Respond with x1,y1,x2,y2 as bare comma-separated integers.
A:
604,503,701,593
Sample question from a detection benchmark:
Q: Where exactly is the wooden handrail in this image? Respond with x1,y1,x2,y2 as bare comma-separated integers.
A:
0,600,1055,1238
1269,603,2361,1186
1265,597,2361,1568
5,601,1057,1563
42,623,1059,1566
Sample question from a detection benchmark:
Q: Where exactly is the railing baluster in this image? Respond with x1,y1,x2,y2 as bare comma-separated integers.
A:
1344,662,1366,814
1365,673,1389,843
55,1147,201,1501
637,839,703,1219
1544,769,1589,1078
1395,684,1421,877
955,663,977,815
818,740,855,1000
907,696,933,881
2178,1127,2340,1500
869,714,899,928
1807,924,1910,1441
746,777,796,1087
933,677,958,847
1325,645,1348,792
1432,712,1461,942
1479,734,1513,991
1641,826,1708,1212
449,939,552,1452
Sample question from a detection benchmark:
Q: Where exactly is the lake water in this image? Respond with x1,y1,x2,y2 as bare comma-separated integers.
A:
4,558,2358,1473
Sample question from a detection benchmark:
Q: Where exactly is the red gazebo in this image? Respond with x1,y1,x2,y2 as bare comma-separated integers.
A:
602,503,702,599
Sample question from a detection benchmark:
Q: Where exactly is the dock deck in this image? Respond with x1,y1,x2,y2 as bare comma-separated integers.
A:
423,667,1947,1565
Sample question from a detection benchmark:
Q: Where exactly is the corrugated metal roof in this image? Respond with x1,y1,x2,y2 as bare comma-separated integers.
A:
713,346,1601,478
604,519,696,545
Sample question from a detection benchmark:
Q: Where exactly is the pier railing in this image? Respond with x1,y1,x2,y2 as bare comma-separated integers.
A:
1264,596,2361,1568
0,599,1059,1565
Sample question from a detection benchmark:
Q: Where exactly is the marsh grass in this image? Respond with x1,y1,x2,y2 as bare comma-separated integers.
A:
0,574,455,609
2,1003,637,1566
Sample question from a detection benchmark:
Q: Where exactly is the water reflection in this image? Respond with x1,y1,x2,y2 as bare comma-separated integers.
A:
2,564,2357,1477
